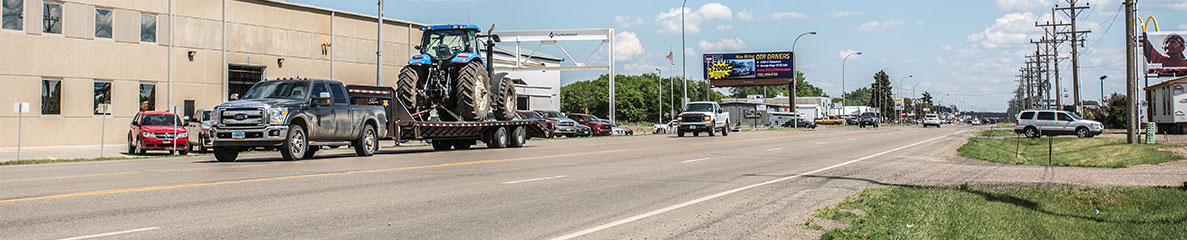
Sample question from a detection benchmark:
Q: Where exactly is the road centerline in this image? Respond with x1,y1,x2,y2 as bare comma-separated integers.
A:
765,147,783,151
679,158,712,164
57,227,159,240
502,176,567,184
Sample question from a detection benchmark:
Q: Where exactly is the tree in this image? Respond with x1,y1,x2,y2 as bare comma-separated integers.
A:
728,71,828,98
868,70,894,119
561,74,724,123
1101,93,1128,129
918,91,934,117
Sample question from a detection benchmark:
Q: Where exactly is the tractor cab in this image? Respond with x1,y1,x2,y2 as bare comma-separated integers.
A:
412,24,483,65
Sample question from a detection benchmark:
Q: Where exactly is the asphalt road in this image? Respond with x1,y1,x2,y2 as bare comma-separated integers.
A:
1,125,970,239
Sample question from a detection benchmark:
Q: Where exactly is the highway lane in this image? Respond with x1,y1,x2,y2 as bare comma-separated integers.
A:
0,125,969,239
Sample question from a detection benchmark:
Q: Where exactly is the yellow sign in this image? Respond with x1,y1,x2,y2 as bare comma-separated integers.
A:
707,60,731,80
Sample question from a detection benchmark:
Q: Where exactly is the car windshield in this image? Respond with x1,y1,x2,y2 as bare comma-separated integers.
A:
684,104,714,112
861,113,877,117
539,111,565,119
422,29,474,60
142,114,182,126
519,112,543,119
201,111,211,121
242,81,310,100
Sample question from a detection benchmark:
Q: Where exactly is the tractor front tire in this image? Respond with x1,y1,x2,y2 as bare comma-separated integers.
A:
493,77,517,121
453,61,492,121
397,66,426,112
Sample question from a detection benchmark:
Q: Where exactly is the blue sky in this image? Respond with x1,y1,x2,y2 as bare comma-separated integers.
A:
291,0,1187,111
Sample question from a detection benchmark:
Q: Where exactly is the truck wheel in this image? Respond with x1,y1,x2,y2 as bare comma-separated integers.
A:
354,124,378,156
493,77,517,121
677,130,685,137
214,147,239,162
708,122,717,136
453,141,472,150
722,122,730,136
432,141,453,151
508,126,526,148
397,66,426,111
453,61,492,121
280,125,308,161
486,127,508,148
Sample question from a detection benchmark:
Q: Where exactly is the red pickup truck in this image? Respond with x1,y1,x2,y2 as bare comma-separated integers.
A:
128,111,189,155
566,113,612,136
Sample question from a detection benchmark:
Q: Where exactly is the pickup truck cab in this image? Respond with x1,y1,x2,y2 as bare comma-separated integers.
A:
858,112,880,128
567,113,613,136
210,79,388,162
676,101,730,137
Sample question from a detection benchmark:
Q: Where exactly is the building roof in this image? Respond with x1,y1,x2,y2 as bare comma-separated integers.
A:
1143,76,1187,91
255,0,426,27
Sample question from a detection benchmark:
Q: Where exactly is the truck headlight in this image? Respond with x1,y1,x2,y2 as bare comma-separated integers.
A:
142,132,154,138
703,116,712,122
268,108,289,125
677,116,683,122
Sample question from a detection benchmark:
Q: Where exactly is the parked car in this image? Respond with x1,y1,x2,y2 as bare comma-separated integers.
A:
858,112,880,128
128,111,190,155
653,121,678,134
970,119,983,125
676,101,730,137
1013,110,1104,138
536,110,577,137
567,113,613,136
814,116,844,125
604,121,634,136
841,115,859,125
574,124,594,137
516,110,554,136
922,114,942,128
185,109,214,153
781,117,818,129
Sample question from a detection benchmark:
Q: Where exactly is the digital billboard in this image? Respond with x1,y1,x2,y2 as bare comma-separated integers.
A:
703,52,794,87
1144,31,1187,77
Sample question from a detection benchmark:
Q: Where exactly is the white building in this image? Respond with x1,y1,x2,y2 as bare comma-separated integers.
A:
488,48,563,111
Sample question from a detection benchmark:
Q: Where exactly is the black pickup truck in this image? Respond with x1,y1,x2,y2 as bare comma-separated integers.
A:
210,79,388,162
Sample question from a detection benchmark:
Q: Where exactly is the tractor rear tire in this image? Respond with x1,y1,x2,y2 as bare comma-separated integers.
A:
453,61,492,121
397,66,426,112
493,77,517,121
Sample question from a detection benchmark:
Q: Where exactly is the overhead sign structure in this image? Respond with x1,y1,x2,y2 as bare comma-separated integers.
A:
1143,31,1187,77
492,28,617,121
703,51,794,87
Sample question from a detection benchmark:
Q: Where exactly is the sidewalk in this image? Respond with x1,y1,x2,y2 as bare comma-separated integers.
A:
0,144,140,162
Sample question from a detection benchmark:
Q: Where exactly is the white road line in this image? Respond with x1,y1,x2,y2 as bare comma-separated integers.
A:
58,227,160,240
846,138,855,141
815,142,827,145
765,148,783,151
502,176,567,184
550,131,966,240
679,158,712,164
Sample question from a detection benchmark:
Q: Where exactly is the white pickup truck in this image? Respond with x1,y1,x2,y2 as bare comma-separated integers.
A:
676,101,731,137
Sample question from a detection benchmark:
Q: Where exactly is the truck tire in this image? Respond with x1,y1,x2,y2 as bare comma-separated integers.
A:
214,147,239,162
722,122,730,136
677,130,685,137
280,125,308,161
508,126,526,148
486,127,508,148
432,140,453,151
708,122,717,136
493,77,517,121
453,61,492,121
453,141,472,150
354,124,378,156
397,66,425,111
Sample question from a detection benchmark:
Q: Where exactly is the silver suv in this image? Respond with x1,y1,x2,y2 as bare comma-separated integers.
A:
1013,110,1104,138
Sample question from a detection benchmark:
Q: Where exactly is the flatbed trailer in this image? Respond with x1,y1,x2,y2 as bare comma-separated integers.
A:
347,85,549,150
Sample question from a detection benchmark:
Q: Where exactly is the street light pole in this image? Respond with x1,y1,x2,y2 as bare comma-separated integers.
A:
681,0,688,106
657,68,663,124
791,31,816,128
841,52,861,115
898,75,913,121
1099,75,1106,105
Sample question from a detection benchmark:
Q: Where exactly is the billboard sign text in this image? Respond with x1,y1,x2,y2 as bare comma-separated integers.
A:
704,52,794,87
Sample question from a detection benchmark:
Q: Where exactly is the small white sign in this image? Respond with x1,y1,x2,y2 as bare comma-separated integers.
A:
13,102,29,113
756,104,768,112
746,95,764,104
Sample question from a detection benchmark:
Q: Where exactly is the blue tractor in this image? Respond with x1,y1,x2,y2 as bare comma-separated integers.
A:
398,24,516,121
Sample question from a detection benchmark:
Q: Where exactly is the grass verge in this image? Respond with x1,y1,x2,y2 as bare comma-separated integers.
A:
814,186,1187,240
958,137,1182,168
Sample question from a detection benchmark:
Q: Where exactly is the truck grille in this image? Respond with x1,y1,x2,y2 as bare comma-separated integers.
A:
153,133,182,139
558,122,575,127
680,114,705,123
219,108,265,128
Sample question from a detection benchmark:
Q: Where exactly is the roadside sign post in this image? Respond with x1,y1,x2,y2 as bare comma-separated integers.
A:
14,102,29,160
173,105,184,155
99,104,109,158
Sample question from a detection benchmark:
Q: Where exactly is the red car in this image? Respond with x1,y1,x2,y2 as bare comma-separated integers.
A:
128,111,189,155
566,113,612,136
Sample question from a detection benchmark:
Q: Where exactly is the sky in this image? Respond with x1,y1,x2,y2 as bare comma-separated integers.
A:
290,0,1187,112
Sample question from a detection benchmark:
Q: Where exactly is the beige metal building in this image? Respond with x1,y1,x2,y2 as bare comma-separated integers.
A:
0,0,424,147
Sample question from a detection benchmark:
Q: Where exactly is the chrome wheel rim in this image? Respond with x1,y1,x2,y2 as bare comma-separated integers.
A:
365,129,376,152
291,131,304,155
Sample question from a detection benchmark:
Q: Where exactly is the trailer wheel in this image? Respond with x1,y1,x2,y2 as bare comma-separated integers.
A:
214,147,239,162
453,61,492,121
397,66,426,111
493,77,517,121
432,140,453,151
677,130,685,137
453,141,472,150
280,125,308,161
508,126,526,148
486,127,508,148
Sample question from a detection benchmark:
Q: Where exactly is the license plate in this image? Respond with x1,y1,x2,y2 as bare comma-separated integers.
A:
232,132,246,139
162,141,171,144
689,125,697,129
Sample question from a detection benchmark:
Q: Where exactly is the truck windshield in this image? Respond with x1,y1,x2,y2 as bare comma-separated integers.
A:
539,111,565,119
242,81,310,100
684,104,714,112
142,114,183,126
422,30,474,60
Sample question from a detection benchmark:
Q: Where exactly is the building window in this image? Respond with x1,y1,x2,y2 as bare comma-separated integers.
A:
139,83,155,111
1,0,22,31
94,81,111,115
42,2,61,34
41,79,60,115
94,9,112,39
140,14,155,43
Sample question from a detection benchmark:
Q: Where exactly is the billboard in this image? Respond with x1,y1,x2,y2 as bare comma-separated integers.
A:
1143,31,1187,77
704,52,794,87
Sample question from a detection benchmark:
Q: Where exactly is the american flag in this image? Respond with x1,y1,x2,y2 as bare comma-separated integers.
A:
665,52,674,65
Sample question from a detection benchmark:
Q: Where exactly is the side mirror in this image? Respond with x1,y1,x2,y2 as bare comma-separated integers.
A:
230,93,239,100
414,45,422,51
313,92,332,106
491,34,501,43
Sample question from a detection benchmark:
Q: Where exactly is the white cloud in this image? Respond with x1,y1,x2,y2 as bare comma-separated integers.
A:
829,11,866,18
698,38,747,52
965,12,1040,49
614,16,644,28
879,58,887,63
942,45,953,51
737,8,755,21
768,12,808,20
839,49,861,59
1180,24,1187,30
1148,0,1187,11
736,9,807,21
685,47,696,57
715,24,733,30
655,2,733,34
613,31,644,61
857,20,904,32
916,20,926,25
994,0,1053,11
623,59,662,73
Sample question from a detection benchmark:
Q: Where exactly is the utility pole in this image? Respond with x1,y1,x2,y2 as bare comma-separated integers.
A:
1037,11,1069,110
377,0,384,86
1124,0,1137,144
1056,0,1091,114
681,0,688,106
1099,75,1106,104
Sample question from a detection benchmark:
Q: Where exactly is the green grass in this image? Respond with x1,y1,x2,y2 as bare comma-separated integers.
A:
815,186,1187,240
978,129,1019,137
994,123,1017,129
957,137,1182,168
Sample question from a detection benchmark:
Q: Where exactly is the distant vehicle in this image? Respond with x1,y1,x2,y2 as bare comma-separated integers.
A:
858,112,880,128
1013,110,1104,138
814,116,844,125
676,101,730,137
653,120,678,134
606,121,634,136
841,115,859,125
970,119,983,125
574,124,593,137
567,113,613,136
516,110,554,136
185,109,214,153
922,114,942,128
781,117,817,129
128,111,189,155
